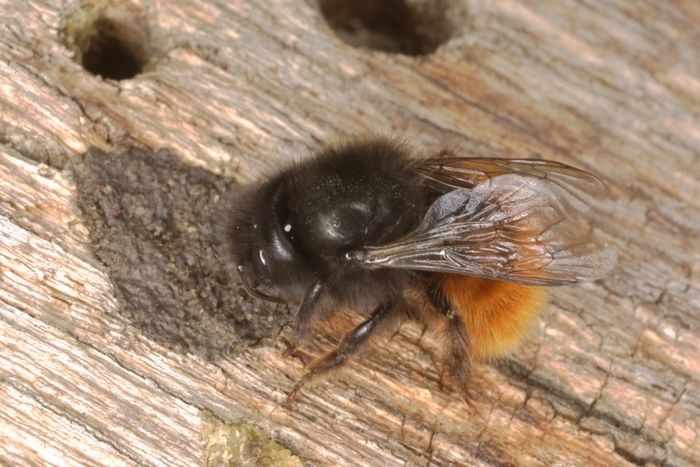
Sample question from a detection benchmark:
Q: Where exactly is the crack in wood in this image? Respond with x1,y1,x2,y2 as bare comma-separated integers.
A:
498,359,673,464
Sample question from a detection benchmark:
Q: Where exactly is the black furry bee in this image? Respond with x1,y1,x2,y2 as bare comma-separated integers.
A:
229,137,615,404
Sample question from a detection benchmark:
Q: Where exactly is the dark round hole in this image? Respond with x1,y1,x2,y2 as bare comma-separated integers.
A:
81,17,147,80
61,3,153,81
319,0,455,56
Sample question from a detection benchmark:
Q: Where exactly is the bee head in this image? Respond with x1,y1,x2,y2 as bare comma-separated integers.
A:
228,176,310,303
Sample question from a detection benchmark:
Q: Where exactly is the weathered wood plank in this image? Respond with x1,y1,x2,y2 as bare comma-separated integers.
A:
1,0,699,465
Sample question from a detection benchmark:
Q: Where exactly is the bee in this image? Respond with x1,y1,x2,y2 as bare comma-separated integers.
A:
228,137,616,404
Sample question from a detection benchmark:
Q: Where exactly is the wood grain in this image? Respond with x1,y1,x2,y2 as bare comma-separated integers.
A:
1,0,698,465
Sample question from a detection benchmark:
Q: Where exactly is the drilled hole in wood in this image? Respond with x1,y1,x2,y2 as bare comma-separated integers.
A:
61,2,153,80
319,0,456,55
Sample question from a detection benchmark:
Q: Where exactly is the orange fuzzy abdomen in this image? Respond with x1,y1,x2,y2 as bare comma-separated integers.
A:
440,274,548,360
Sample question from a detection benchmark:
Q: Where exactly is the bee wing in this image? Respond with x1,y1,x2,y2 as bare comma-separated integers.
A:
417,156,609,201
356,158,616,285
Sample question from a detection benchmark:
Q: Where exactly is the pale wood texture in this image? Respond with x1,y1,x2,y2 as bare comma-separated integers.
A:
1,0,699,465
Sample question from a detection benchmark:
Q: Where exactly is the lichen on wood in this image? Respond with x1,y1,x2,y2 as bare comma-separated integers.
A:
202,411,303,467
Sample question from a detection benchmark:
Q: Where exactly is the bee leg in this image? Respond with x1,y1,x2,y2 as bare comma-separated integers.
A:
284,300,394,406
423,279,476,408
284,279,325,357
444,315,479,413
444,315,471,384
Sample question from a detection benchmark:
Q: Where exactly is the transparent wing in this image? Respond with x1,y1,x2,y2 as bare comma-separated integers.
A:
354,158,616,285
417,156,609,201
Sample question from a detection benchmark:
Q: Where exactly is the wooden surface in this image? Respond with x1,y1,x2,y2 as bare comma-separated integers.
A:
1,0,699,465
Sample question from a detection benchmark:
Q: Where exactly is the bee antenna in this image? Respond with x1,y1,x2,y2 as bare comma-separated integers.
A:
236,263,286,304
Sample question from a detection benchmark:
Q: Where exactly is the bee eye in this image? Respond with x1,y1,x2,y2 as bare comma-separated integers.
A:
257,248,268,267
251,247,271,281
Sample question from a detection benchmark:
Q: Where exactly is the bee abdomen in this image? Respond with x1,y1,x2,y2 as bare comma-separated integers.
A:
440,274,548,360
